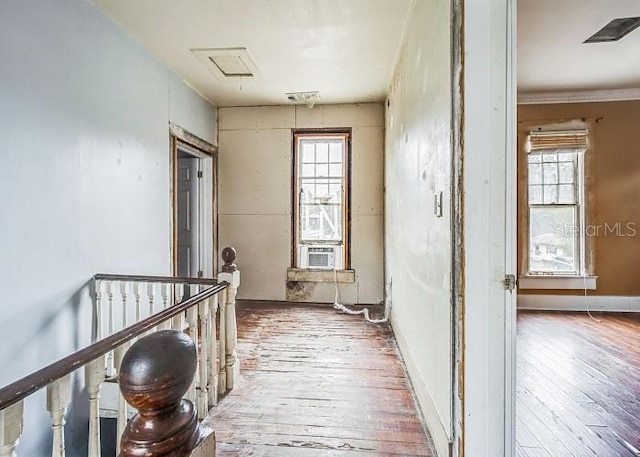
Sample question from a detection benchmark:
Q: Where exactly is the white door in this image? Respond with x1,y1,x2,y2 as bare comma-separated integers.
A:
176,148,202,277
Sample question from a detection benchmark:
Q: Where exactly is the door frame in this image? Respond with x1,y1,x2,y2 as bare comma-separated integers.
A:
505,0,518,454
169,123,218,277
456,0,517,455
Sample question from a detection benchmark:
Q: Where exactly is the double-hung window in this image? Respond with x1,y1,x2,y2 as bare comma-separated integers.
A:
293,130,350,270
526,130,588,276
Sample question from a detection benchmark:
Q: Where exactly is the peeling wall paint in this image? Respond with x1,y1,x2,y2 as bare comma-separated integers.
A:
285,281,315,301
384,1,454,456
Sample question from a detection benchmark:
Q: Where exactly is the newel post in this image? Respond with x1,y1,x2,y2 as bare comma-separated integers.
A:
218,247,240,391
119,330,208,457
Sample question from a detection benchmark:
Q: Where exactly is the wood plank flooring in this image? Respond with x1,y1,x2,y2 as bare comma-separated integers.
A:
517,311,640,457
208,301,434,456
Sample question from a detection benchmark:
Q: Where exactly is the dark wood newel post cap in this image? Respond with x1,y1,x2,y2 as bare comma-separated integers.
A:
119,330,201,456
221,246,237,272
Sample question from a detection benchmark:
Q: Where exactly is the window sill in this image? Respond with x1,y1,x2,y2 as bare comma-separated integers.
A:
287,268,355,283
518,275,597,290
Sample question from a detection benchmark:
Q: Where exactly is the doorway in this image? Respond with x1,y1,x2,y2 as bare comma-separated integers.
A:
171,131,217,279
176,147,203,277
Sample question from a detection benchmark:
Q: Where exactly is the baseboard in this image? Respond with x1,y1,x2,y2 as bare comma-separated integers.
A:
518,294,640,312
390,309,449,457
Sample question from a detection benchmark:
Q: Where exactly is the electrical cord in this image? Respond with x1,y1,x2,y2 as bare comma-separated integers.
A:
332,268,388,324
583,273,601,323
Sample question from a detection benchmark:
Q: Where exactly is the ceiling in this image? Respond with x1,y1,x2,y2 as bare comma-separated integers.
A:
518,0,640,93
92,0,413,107
92,0,640,106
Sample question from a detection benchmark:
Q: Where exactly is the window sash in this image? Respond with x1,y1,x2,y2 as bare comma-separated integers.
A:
293,131,350,268
528,204,580,275
528,150,579,205
526,132,586,276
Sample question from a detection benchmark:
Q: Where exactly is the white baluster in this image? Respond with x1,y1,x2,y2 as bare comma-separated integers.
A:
172,284,185,331
85,356,105,457
147,283,156,334
197,296,209,418
160,283,170,330
120,281,128,330
161,283,169,309
207,294,219,407
95,280,103,341
105,281,115,376
219,269,241,390
105,280,114,336
133,282,141,323
0,401,24,457
47,375,71,457
186,284,199,405
217,288,227,395
225,284,239,390
147,283,155,317
114,343,129,451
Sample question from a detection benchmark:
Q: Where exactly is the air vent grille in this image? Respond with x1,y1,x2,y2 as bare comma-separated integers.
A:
584,17,640,43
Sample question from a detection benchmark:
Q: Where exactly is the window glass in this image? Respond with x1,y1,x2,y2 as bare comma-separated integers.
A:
529,206,577,273
294,133,349,269
527,146,584,275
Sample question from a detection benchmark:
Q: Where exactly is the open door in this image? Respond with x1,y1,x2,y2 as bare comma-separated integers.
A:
171,133,216,279
176,148,202,277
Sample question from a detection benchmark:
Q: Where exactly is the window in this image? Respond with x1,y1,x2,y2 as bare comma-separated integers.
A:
526,130,588,276
292,130,350,270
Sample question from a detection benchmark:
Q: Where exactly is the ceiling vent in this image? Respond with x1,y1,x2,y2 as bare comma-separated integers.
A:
286,91,321,108
584,17,640,43
192,47,261,80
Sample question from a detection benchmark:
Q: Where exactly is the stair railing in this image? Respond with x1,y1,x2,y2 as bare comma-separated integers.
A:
0,247,240,456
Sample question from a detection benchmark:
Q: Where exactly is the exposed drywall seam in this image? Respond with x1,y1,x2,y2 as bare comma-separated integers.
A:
451,0,465,455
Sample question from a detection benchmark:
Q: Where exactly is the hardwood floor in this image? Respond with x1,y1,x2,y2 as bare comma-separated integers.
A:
517,311,640,457
208,301,434,456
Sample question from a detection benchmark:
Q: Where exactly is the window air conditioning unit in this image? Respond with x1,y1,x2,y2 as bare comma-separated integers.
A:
300,246,337,269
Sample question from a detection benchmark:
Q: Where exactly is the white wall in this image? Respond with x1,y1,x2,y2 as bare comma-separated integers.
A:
384,1,453,456
218,104,384,304
0,0,216,454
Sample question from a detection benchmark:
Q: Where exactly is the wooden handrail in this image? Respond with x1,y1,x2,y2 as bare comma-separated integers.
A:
93,273,219,285
0,281,228,411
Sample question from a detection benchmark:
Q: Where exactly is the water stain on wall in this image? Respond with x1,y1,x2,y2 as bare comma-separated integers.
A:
285,281,314,301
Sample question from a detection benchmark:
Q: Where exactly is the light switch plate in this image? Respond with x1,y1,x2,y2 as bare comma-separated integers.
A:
434,191,443,217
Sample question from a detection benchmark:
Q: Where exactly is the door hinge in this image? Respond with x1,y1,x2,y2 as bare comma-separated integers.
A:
504,274,517,291
197,270,203,278
197,170,203,178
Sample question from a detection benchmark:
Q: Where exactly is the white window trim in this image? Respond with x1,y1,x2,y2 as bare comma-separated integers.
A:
519,275,597,290
526,149,585,276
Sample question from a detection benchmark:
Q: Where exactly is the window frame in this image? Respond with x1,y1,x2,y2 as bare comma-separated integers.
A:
518,121,597,289
526,148,585,276
291,128,352,270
